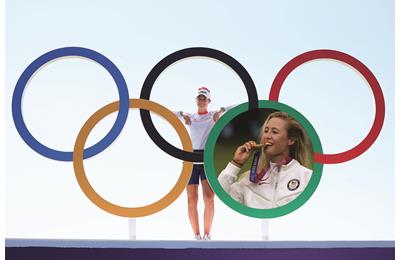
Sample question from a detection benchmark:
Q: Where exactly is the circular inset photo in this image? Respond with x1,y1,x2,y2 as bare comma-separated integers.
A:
204,100,323,218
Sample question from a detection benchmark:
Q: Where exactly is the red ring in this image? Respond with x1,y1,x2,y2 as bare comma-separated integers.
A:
269,49,385,164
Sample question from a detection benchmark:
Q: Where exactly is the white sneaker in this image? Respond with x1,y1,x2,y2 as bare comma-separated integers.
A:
194,234,202,240
203,234,211,240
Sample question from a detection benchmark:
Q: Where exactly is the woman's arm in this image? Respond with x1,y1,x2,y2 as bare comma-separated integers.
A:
212,104,236,122
173,111,191,125
218,162,244,204
217,140,258,204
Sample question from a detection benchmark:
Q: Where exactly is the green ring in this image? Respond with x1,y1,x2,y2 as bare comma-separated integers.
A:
204,100,323,218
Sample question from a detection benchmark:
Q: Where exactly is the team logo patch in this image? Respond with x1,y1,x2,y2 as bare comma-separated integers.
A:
287,179,300,191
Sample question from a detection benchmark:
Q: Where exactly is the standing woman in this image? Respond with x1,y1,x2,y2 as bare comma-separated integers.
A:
176,87,231,240
218,111,313,209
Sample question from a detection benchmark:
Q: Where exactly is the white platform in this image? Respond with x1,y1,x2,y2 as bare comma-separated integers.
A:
5,239,394,249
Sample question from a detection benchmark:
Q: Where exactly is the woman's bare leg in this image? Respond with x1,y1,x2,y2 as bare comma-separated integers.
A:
201,179,214,236
186,184,200,236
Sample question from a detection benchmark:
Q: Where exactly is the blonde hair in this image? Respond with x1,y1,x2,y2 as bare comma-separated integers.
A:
257,111,313,171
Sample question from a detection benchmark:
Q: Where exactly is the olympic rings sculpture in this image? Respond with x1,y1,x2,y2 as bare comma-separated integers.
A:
11,47,385,218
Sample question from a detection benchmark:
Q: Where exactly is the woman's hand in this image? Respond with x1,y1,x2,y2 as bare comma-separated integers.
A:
183,114,191,125
232,141,257,166
213,110,223,122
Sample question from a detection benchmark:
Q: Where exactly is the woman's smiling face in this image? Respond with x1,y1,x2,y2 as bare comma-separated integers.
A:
261,117,295,162
196,95,209,109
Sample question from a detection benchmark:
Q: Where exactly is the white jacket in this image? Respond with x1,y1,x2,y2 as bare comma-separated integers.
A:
218,159,312,209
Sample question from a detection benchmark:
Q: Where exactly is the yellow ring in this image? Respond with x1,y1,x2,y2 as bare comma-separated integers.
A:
73,99,193,217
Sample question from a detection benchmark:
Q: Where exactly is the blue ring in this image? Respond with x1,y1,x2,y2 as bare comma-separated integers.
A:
11,47,130,161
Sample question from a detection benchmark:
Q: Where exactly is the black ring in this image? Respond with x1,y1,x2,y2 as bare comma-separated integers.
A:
140,47,259,162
